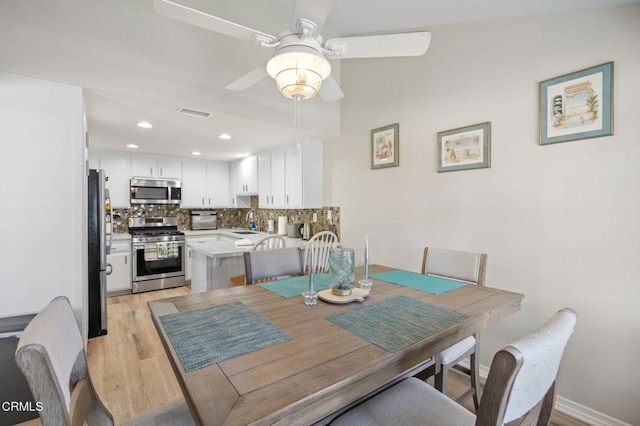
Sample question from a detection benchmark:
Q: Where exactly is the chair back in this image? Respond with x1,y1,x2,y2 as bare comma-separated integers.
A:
422,247,487,285
303,231,339,273
15,296,113,426
253,235,286,251
243,247,304,284
476,308,577,425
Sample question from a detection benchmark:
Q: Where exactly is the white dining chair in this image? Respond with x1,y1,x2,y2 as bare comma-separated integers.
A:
253,235,286,250
15,296,194,426
332,308,577,426
303,231,339,274
417,246,488,410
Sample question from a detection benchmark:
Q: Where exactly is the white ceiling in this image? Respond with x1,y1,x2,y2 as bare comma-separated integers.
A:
1,0,636,161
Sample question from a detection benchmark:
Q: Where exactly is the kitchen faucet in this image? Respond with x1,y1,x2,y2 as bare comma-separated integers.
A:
246,211,256,229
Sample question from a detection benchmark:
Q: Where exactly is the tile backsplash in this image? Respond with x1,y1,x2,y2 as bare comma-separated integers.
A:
112,196,340,238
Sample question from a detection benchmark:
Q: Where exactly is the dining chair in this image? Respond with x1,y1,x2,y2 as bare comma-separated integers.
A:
303,231,339,273
416,246,488,410
243,247,304,284
332,308,577,426
14,296,194,426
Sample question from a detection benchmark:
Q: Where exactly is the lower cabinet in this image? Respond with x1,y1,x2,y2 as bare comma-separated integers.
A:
106,241,132,294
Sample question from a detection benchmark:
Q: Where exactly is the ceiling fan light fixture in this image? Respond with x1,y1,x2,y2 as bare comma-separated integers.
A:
266,49,330,100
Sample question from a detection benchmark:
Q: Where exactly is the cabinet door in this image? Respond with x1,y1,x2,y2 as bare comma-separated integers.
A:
106,250,131,293
258,152,271,207
131,155,157,178
181,159,207,208
100,151,131,208
205,161,230,207
158,157,182,179
235,156,258,195
270,147,286,208
229,162,251,208
285,144,303,208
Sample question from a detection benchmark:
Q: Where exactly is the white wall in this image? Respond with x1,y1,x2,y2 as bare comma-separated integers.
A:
325,5,640,424
0,71,86,329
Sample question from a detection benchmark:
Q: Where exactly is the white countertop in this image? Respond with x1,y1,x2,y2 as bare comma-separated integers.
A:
187,229,306,258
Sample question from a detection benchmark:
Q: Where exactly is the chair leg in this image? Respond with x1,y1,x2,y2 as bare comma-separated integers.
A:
470,350,480,411
434,363,448,395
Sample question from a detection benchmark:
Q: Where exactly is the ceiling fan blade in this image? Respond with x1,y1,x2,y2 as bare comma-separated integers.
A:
153,0,277,44
318,75,344,102
325,31,431,59
225,65,268,91
291,0,334,33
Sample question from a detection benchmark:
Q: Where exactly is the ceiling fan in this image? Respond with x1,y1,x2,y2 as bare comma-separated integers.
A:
153,0,431,102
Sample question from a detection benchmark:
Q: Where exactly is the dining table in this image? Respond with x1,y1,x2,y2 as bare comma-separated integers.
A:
148,264,524,426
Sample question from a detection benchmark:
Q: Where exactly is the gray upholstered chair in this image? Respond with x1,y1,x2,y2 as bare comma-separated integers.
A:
303,231,339,273
14,296,194,426
243,247,304,284
417,246,488,409
332,308,577,426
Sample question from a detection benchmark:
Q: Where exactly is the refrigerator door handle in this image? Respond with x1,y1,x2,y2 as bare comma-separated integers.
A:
105,263,113,276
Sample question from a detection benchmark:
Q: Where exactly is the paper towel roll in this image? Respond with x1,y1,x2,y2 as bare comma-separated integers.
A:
277,216,288,236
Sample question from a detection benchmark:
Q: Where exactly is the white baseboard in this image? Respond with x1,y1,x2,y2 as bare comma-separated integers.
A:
458,361,631,426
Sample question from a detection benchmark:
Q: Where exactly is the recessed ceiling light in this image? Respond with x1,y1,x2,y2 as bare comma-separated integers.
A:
137,121,153,129
126,144,139,149
219,133,231,140
191,151,202,156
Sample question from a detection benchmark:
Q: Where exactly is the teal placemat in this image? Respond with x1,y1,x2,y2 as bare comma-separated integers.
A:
327,296,468,353
371,270,467,294
159,302,291,372
259,273,331,298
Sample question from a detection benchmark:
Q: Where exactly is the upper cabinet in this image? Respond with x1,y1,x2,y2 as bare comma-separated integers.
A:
99,151,131,208
229,162,251,208
285,139,323,209
235,155,258,196
131,155,182,179
258,148,285,208
257,139,323,209
181,159,230,208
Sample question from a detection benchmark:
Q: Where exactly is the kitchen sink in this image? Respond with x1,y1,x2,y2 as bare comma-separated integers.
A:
232,230,259,235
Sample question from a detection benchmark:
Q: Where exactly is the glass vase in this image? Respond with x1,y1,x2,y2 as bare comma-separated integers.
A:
329,247,355,296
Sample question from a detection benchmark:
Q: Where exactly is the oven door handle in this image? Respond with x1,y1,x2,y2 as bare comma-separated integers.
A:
105,263,113,276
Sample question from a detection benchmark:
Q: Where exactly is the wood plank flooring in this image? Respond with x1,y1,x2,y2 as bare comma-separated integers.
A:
19,288,587,425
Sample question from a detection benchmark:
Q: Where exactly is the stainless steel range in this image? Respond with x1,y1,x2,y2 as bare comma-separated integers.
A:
128,217,185,293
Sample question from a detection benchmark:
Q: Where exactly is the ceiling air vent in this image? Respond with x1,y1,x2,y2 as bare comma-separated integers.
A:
178,107,212,119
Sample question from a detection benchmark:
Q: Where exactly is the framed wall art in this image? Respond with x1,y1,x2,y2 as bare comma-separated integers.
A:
539,61,613,145
371,123,399,169
437,122,491,172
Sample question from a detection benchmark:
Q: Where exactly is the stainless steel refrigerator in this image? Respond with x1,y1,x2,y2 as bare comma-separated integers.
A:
87,169,111,338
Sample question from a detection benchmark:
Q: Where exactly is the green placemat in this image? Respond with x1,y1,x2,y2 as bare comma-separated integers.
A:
258,273,332,298
159,302,291,372
327,296,468,353
371,270,467,294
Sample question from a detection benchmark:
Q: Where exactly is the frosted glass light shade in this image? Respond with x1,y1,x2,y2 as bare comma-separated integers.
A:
266,50,331,99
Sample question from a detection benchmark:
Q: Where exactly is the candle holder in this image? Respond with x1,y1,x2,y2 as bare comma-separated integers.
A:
358,278,373,292
302,290,318,306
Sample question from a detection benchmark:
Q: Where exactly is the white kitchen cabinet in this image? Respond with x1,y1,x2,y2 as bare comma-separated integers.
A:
285,139,323,208
258,148,285,208
181,159,230,208
235,155,258,195
131,155,182,179
99,151,131,208
229,161,251,208
106,241,131,294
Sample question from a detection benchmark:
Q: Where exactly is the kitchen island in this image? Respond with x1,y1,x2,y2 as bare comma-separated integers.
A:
186,229,306,293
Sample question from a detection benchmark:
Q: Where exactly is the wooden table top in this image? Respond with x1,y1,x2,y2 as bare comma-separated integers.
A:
148,265,524,426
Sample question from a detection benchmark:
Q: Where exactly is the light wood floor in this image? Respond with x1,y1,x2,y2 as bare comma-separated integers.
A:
20,287,587,425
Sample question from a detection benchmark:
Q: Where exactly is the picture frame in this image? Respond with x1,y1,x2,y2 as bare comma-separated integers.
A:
437,122,491,173
539,62,613,145
371,123,399,169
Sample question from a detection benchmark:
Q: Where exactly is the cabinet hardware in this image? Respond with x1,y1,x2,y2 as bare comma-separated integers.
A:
125,256,128,265
271,195,273,204
160,167,163,176
286,194,289,204
202,197,204,205
150,167,153,175
208,197,211,205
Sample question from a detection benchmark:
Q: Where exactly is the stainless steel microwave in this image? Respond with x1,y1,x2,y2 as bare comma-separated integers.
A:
130,178,181,204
